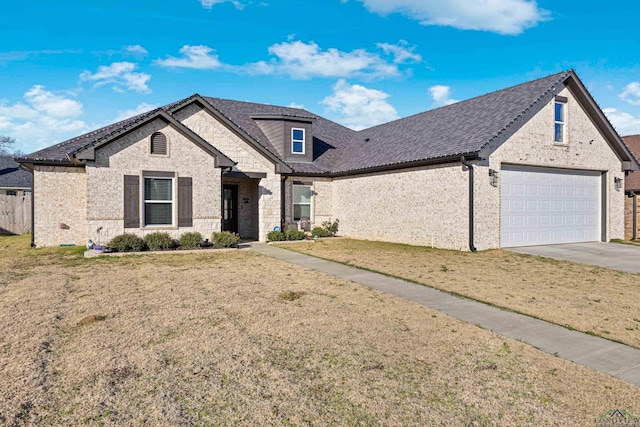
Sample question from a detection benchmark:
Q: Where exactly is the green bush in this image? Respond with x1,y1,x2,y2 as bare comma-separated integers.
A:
211,231,240,248
267,231,285,242
107,233,145,252
321,219,340,237
286,230,306,241
179,232,204,248
144,232,176,250
311,226,329,238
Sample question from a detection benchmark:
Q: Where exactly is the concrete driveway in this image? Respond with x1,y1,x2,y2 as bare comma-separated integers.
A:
508,242,640,273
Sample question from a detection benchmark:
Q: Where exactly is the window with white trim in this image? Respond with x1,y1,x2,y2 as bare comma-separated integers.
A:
293,185,311,221
554,101,565,143
144,177,174,226
291,128,305,154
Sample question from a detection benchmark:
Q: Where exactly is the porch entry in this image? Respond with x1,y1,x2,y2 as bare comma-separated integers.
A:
222,184,238,234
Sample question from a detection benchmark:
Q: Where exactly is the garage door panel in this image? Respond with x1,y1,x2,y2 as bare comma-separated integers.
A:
501,167,601,248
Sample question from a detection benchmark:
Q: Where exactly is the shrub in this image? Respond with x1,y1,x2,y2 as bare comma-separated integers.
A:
144,232,176,250
107,233,145,252
321,219,340,237
211,231,240,248
180,232,204,248
267,231,285,242
286,230,306,241
311,226,329,238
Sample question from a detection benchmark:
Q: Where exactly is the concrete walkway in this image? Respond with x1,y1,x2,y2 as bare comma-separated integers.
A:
508,242,640,273
248,242,640,387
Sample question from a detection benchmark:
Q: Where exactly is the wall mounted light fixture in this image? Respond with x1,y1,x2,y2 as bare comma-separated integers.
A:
489,169,499,187
615,177,623,191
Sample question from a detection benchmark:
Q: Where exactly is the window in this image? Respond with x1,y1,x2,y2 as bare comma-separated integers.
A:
554,101,565,143
291,128,305,154
5,190,17,196
293,185,311,221
150,132,168,155
144,177,173,226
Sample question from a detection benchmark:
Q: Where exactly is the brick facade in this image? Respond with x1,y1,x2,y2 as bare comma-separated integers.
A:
624,195,639,240
175,105,281,242
33,165,87,247
332,163,469,250
86,118,222,245
475,86,625,250
31,85,629,249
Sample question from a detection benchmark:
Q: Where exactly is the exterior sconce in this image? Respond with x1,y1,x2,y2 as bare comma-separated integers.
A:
615,177,623,191
489,169,499,187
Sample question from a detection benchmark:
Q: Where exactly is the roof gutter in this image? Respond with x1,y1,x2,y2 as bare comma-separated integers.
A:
460,156,477,252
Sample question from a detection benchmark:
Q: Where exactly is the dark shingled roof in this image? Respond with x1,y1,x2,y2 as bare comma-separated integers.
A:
19,70,585,175
623,135,640,192
0,156,32,189
331,71,570,173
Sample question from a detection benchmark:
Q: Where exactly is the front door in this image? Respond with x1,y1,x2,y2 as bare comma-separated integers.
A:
222,185,238,233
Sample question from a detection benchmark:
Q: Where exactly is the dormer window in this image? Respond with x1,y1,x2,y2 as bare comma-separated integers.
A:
554,97,566,143
292,128,305,154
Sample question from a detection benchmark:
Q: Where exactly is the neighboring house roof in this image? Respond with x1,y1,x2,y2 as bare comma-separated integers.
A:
623,134,640,192
0,156,32,189
17,70,639,175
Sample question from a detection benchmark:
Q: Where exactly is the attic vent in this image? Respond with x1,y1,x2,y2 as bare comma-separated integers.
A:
150,132,167,155
364,138,370,143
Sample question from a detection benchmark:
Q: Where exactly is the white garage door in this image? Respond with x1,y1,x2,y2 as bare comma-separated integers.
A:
501,167,601,248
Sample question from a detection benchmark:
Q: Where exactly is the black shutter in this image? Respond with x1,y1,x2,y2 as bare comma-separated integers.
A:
124,175,140,228
178,177,193,227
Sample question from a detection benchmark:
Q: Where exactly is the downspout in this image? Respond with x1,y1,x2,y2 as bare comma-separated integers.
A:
281,176,288,229
460,156,477,252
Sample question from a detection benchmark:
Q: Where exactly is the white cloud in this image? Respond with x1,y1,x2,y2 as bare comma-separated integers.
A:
80,62,151,93
154,45,223,70
114,102,159,122
198,0,244,9
0,86,88,152
376,41,422,64
428,85,459,107
124,45,148,56
246,40,410,80
320,79,398,130
287,102,305,109
619,82,640,106
604,107,640,136
23,85,84,118
350,0,549,35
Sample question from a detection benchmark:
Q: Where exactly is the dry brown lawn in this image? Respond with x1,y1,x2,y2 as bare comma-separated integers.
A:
0,235,638,426
275,238,640,349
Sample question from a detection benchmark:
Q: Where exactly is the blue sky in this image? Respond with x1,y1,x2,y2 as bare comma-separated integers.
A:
3,0,640,154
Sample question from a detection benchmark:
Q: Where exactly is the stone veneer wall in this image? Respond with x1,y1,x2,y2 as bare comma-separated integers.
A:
474,86,626,250
175,105,281,242
332,164,469,250
86,118,221,245
33,165,87,247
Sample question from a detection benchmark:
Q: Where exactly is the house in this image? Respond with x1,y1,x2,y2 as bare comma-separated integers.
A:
622,134,640,240
0,156,32,196
17,70,639,250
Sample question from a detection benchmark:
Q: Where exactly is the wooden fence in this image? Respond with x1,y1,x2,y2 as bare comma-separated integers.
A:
0,195,31,235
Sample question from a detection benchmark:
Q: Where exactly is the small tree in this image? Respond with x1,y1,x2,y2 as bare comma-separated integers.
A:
0,136,16,156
